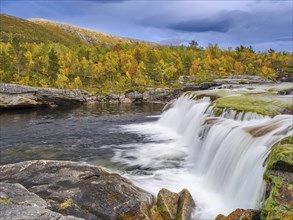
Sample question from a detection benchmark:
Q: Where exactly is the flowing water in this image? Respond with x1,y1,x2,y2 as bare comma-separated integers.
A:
1,96,292,219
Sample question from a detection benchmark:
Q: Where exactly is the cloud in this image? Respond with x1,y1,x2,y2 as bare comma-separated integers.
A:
169,18,232,33
1,0,292,51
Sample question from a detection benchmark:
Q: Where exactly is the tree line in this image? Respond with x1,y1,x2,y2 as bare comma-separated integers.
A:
0,36,292,93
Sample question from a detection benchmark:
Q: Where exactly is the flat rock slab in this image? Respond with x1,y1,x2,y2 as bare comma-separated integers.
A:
0,84,88,109
0,160,154,220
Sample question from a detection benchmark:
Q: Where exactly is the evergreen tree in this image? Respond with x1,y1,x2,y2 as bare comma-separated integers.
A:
48,48,60,79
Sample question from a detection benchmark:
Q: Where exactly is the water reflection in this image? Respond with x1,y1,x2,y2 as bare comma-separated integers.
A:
0,103,164,165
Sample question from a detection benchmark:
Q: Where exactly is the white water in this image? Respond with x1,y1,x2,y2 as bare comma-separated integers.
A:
113,95,293,219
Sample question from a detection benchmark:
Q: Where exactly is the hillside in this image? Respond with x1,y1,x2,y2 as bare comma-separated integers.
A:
0,14,84,46
0,14,150,46
29,18,151,46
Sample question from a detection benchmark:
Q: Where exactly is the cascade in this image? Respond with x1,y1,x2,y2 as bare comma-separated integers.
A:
119,94,292,218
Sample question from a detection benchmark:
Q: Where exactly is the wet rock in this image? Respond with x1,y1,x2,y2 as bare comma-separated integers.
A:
176,189,196,220
149,204,164,220
262,136,293,220
157,188,179,220
196,93,221,101
214,76,272,84
181,82,219,92
0,160,155,220
0,204,83,220
215,208,260,220
0,84,87,109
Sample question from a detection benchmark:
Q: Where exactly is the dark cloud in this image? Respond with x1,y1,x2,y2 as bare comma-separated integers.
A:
169,18,232,33
138,10,248,33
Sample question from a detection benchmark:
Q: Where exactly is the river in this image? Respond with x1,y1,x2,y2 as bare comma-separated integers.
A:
1,97,292,219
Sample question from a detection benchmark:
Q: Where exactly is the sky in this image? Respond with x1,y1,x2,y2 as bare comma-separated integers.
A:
1,0,292,52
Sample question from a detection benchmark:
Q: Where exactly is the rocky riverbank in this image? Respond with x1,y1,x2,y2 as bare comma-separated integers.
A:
0,160,195,220
0,75,281,109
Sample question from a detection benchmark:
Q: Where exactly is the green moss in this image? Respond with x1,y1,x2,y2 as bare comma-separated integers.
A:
261,136,293,220
213,94,292,116
212,107,224,117
58,198,74,210
266,136,293,172
0,198,13,204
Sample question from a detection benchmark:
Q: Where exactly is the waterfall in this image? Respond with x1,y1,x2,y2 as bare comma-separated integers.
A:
117,94,293,218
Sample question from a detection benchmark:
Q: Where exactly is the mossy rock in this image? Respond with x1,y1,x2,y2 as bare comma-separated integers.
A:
213,94,292,116
261,136,293,219
157,188,179,220
176,189,196,220
265,136,293,172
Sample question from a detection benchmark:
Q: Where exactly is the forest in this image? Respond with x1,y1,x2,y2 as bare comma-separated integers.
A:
0,14,292,94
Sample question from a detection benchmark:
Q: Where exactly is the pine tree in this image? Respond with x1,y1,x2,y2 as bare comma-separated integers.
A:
48,48,60,79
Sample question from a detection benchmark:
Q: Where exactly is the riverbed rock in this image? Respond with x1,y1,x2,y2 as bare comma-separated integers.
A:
157,188,179,220
0,182,47,208
261,136,293,220
215,208,260,220
0,182,83,220
0,204,83,220
181,82,219,92
176,189,196,220
0,84,88,109
0,160,155,220
126,91,144,102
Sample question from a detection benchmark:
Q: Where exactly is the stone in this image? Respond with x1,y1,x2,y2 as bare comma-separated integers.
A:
0,182,47,208
0,204,84,220
0,160,155,220
181,82,219,92
120,97,132,104
149,204,164,220
0,84,87,109
176,189,196,220
157,188,179,220
126,91,143,102
216,208,260,220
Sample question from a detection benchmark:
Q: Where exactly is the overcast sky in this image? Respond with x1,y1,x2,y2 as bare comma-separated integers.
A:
1,0,292,52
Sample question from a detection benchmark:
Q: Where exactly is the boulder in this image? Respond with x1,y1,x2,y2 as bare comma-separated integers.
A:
0,182,83,220
0,84,87,109
215,208,260,220
149,204,164,220
261,136,293,220
176,189,196,220
0,182,47,208
157,188,179,220
0,204,83,220
0,160,155,220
